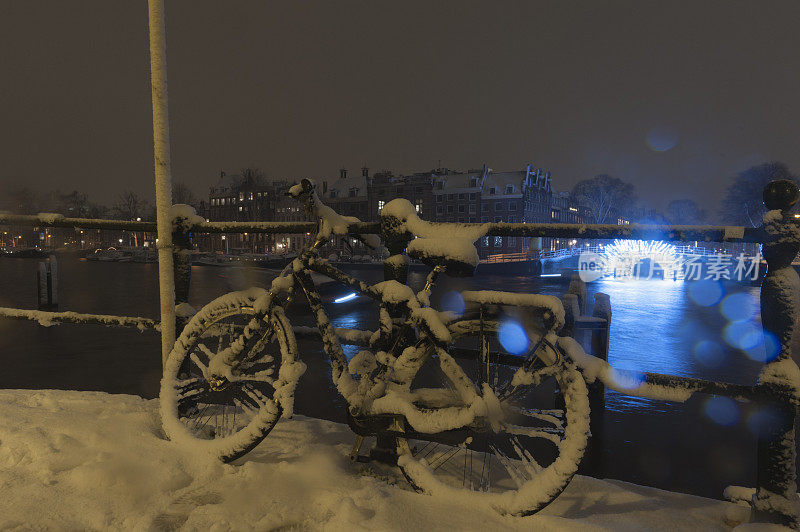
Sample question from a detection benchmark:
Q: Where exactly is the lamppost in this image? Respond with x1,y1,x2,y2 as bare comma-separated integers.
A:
221,234,228,254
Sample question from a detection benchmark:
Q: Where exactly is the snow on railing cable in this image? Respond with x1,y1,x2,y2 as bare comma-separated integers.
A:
0,307,160,331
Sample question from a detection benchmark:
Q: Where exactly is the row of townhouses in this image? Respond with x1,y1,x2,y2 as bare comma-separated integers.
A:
200,165,592,259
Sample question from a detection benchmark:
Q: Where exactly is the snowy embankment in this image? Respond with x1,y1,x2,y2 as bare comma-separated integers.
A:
0,390,769,531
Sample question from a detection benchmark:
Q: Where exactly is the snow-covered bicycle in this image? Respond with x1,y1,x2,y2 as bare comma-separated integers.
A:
160,179,592,516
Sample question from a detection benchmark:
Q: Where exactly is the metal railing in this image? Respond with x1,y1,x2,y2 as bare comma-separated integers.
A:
1,184,800,526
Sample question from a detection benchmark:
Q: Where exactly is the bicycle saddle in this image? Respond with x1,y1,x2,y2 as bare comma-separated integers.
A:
406,237,478,277
380,198,482,277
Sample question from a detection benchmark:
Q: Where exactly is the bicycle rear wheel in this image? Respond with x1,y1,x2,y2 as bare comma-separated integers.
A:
160,289,302,462
396,318,589,516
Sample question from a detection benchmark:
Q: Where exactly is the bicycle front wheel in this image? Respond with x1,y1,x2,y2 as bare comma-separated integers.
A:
396,318,589,516
160,289,302,462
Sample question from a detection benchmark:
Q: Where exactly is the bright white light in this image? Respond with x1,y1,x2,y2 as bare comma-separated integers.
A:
118,238,123,243
540,273,561,277
600,239,682,280
334,293,358,303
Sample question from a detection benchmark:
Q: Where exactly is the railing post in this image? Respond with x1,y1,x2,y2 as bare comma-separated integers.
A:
171,214,193,336
753,179,800,527
366,208,414,464
146,0,176,367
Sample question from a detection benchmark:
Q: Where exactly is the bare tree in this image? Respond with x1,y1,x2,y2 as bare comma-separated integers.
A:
666,199,707,225
113,190,149,220
571,174,636,224
719,162,799,227
57,190,89,217
172,182,197,207
2,187,41,214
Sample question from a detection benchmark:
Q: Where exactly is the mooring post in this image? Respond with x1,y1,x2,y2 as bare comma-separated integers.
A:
581,292,611,477
36,256,59,311
752,179,800,527
560,293,580,339
48,254,58,309
568,273,587,315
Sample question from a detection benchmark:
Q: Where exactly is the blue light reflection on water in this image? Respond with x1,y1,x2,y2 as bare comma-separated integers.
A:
591,278,765,414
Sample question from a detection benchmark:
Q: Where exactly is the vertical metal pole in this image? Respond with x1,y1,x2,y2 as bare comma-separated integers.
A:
146,0,176,367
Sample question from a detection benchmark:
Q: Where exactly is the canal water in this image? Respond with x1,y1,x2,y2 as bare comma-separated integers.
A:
0,252,789,500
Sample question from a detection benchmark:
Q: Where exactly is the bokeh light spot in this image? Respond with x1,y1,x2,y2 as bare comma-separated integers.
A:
694,340,725,368
498,321,529,355
647,126,679,152
440,291,465,316
724,321,761,350
688,280,725,307
704,396,740,426
720,293,758,322
744,331,781,362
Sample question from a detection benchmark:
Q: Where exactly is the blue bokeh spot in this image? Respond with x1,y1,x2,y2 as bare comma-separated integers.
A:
744,331,781,363
724,321,762,350
720,293,757,322
694,340,725,368
688,280,725,307
704,396,740,426
498,321,529,355
440,291,466,316
647,127,679,152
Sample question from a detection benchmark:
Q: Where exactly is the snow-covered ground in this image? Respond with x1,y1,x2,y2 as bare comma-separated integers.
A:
0,389,770,531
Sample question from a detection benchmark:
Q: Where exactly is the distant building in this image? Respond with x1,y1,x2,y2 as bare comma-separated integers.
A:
205,163,593,258
206,171,310,253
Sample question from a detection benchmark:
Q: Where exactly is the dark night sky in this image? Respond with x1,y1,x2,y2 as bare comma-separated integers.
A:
2,1,799,215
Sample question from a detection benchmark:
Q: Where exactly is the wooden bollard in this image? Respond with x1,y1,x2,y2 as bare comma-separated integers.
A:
36,255,58,311
581,292,611,478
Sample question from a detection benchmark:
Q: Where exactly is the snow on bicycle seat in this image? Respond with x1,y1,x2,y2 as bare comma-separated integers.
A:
406,237,478,277
461,291,566,329
381,198,487,277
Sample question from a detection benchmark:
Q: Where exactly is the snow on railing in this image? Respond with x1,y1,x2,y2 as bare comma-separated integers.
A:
0,307,160,331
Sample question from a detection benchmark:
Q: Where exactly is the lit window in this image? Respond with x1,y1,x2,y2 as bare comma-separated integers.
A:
378,200,385,211
494,236,502,246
